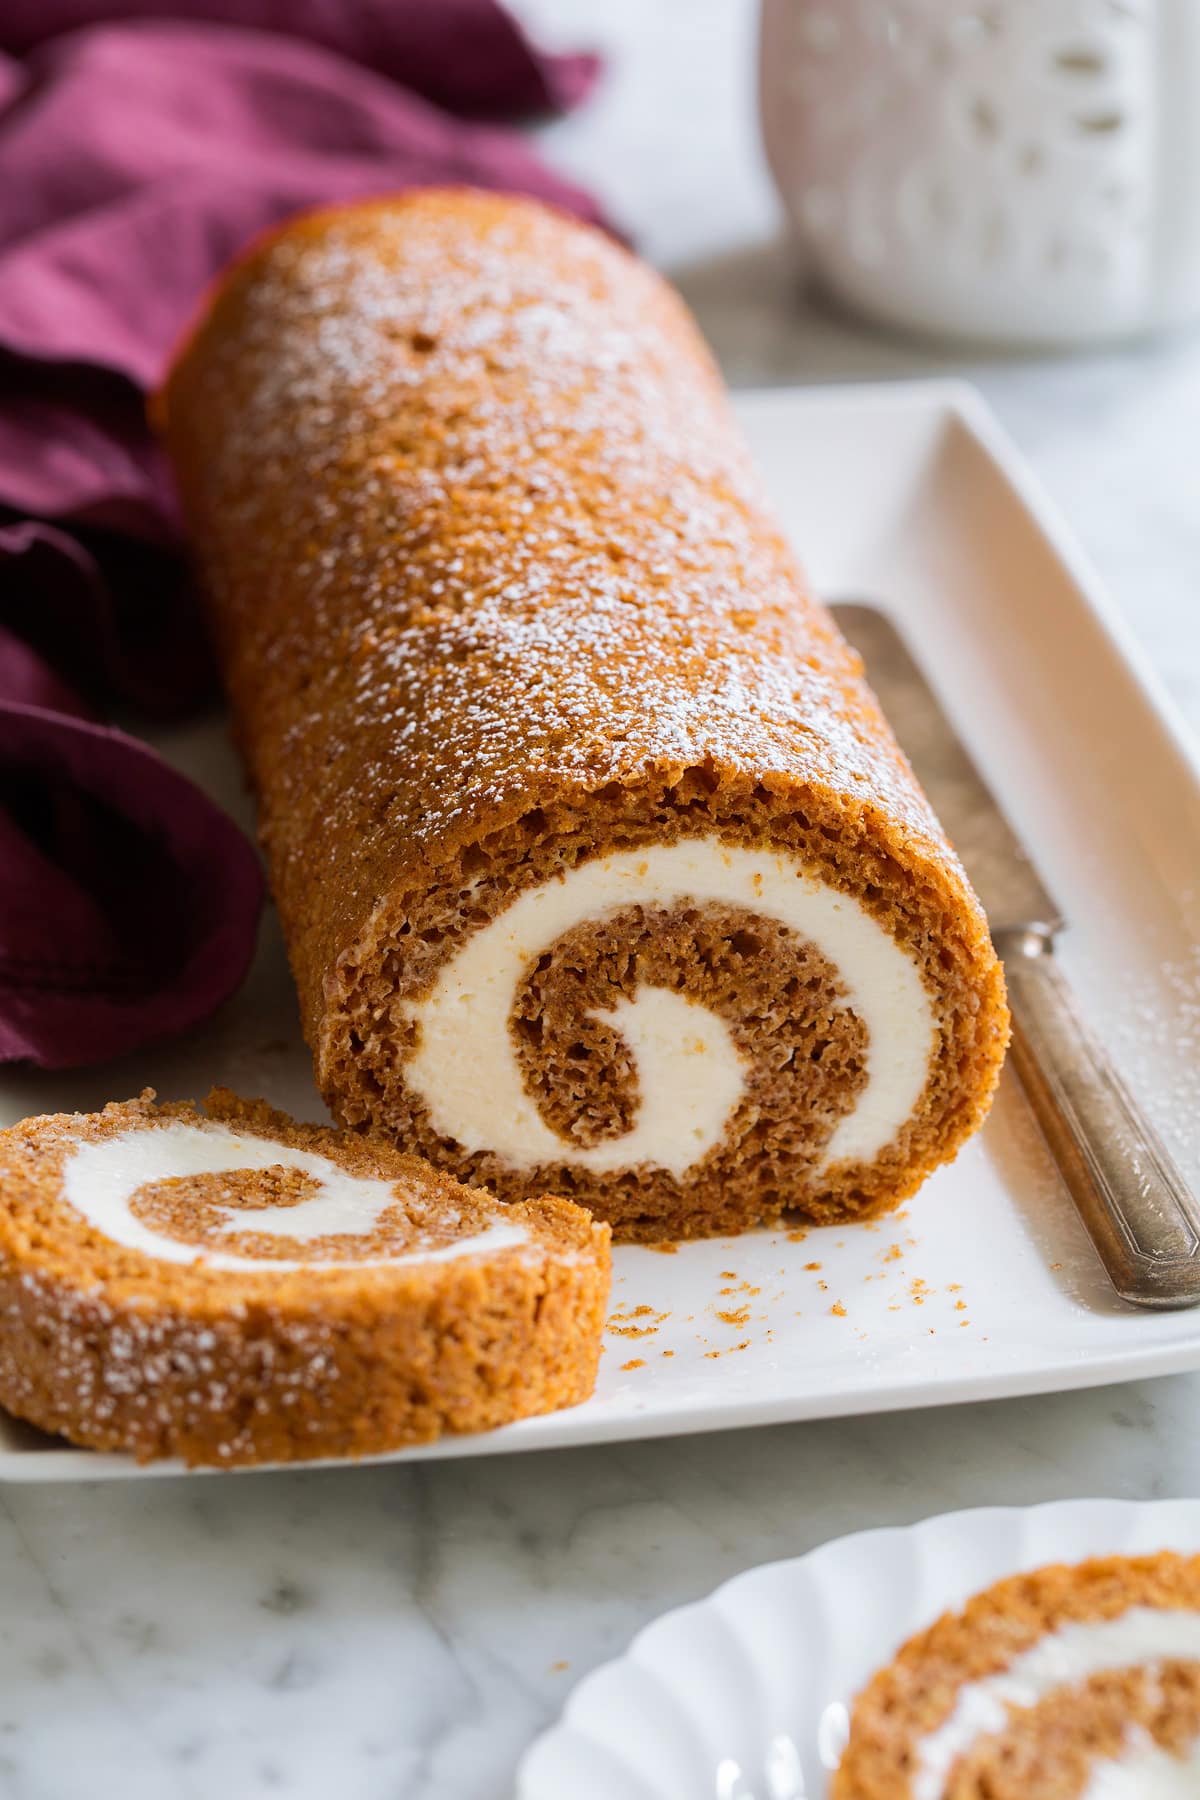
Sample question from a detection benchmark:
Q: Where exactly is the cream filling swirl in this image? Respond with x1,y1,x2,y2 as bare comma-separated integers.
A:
1081,1732,1200,1798
61,1123,527,1272
913,1608,1200,1800
403,838,934,1177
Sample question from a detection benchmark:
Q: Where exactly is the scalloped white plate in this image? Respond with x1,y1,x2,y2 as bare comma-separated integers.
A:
517,1496,1200,1800
3,380,1200,1479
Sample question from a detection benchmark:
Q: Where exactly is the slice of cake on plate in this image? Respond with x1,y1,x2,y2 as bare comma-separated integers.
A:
836,1550,1200,1797
0,1089,609,1467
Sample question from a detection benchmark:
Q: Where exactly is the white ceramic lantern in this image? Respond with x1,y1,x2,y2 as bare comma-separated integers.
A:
760,0,1200,345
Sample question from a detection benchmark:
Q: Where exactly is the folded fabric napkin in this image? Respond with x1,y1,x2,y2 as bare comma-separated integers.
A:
0,0,605,1070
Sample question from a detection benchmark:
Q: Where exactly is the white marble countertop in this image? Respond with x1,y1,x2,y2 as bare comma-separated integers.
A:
3,6,1200,1798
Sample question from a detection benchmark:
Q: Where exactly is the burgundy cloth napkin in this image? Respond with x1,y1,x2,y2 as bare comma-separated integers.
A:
0,0,605,1070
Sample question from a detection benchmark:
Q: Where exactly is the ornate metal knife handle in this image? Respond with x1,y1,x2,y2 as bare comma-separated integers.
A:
996,927,1200,1309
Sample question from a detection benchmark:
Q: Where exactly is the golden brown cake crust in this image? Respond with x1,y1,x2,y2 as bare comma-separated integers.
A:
0,1090,610,1467
160,189,1008,1239
835,1551,1200,1799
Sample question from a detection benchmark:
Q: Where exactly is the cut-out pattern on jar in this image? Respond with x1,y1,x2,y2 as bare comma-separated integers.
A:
760,0,1200,344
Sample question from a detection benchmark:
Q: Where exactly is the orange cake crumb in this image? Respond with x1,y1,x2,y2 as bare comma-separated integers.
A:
607,1303,670,1340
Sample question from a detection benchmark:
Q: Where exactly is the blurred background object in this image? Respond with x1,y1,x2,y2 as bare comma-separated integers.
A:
760,0,1200,346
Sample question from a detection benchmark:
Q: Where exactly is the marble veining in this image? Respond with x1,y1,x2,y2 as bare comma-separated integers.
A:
2,3,1199,1796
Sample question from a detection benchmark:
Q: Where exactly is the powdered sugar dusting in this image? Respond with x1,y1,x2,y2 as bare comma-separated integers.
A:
1107,944,1200,1166
168,193,960,974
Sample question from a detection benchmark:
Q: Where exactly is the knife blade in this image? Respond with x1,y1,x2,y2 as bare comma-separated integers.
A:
833,601,1200,1310
832,604,1060,933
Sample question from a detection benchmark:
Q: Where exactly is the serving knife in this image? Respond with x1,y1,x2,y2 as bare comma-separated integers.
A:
834,602,1200,1310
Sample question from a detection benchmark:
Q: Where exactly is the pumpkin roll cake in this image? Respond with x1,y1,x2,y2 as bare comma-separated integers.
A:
836,1551,1200,1798
0,1091,608,1465
160,189,1008,1241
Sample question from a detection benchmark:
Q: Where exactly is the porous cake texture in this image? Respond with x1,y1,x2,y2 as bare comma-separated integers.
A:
161,189,1009,1241
835,1551,1200,1798
0,1091,609,1466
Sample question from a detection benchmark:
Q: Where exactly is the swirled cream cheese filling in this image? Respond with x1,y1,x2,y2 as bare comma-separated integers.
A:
403,838,934,1177
913,1608,1200,1800
1081,1731,1200,1798
61,1123,527,1272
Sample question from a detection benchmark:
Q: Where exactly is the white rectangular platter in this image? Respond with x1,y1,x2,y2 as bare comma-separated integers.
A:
3,378,1199,1481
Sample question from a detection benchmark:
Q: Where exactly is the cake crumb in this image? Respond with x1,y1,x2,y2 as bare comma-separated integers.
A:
831,1301,847,1317
702,1338,751,1359
608,1304,670,1339
620,1358,645,1372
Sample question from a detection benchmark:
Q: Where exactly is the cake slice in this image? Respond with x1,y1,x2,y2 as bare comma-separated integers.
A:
0,1089,609,1466
836,1550,1200,1798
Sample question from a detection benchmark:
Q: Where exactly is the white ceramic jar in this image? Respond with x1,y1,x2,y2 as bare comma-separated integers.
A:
760,0,1200,345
